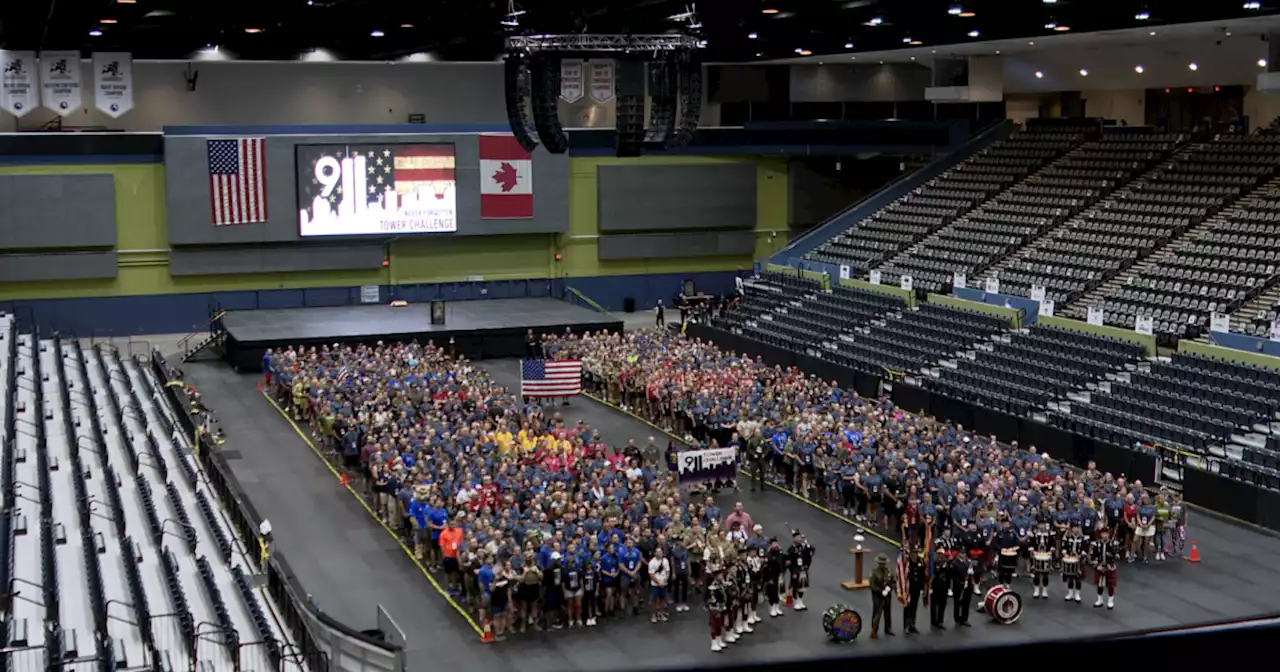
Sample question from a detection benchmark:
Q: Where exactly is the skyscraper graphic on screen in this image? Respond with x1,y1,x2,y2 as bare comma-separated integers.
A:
299,144,458,236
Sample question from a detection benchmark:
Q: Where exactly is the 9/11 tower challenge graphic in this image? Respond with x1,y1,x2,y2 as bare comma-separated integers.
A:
296,143,457,237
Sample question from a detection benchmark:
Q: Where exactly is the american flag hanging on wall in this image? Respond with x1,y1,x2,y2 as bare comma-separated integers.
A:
520,359,583,398
208,137,268,226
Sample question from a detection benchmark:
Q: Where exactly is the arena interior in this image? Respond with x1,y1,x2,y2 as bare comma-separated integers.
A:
3,2,1280,671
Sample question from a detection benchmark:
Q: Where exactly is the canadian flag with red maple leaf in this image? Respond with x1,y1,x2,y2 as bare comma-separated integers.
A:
478,133,533,218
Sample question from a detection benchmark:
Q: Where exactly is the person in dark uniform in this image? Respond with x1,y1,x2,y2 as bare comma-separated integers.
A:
995,517,1021,587
747,430,768,492
868,554,896,639
763,538,785,617
785,530,814,611
524,329,538,358
1090,526,1122,610
655,299,666,328
902,543,927,634
948,551,973,627
1061,522,1087,603
1030,519,1055,600
708,567,729,652
929,545,951,630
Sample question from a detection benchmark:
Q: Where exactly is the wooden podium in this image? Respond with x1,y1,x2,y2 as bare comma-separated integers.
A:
841,546,870,590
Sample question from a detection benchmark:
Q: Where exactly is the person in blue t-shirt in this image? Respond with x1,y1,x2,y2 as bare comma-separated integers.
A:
617,538,643,615
599,547,620,616
426,498,448,571
476,558,495,625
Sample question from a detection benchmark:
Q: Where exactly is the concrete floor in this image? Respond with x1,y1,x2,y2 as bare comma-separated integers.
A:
179,351,1280,672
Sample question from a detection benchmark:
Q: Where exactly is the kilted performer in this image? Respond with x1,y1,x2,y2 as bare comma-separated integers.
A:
1029,520,1055,599
746,547,765,625
994,517,1020,587
785,530,815,611
764,538,786,617
723,561,744,640
1090,526,1122,610
708,568,729,652
1061,523,1087,603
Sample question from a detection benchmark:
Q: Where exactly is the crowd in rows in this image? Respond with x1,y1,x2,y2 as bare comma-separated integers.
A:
262,326,1190,642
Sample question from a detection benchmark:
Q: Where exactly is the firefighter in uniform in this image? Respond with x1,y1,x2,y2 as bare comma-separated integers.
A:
785,529,814,611
902,542,927,634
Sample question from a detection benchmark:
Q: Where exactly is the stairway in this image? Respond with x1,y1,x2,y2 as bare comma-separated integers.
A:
979,142,1202,288
1064,172,1280,321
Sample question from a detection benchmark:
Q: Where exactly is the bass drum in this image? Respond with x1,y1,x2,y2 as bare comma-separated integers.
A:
822,605,863,643
983,584,1024,625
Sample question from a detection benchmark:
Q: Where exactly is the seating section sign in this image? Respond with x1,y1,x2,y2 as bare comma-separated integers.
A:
1209,312,1230,333
953,272,966,289
1087,305,1104,326
1135,314,1154,336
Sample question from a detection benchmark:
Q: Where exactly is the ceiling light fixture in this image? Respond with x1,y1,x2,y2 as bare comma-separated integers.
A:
762,8,780,14
844,41,853,48
867,17,883,26
1261,58,1270,67
101,18,118,24
948,5,963,14
909,40,923,45
1028,41,1035,45
903,37,913,43
1045,22,1057,29
1244,1,1261,8
1079,68,1088,76
1044,0,1057,3
244,27,262,33
1035,71,1044,78
1135,12,1150,20
910,56,916,60
967,30,979,37
1134,65,1145,73
749,32,758,39
959,11,976,17
117,0,136,3
1054,25,1071,31
371,29,385,37
1188,62,1198,70
89,29,103,36
400,23,414,28
799,49,812,56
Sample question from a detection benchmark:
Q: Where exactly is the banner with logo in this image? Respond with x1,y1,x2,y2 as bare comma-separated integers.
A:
1030,284,1046,302
40,51,82,116
1209,312,1230,334
92,52,133,118
676,447,737,491
1087,305,1104,326
589,59,615,102
900,275,913,292
1039,299,1055,317
839,265,851,280
559,59,584,103
0,50,38,118
869,270,882,285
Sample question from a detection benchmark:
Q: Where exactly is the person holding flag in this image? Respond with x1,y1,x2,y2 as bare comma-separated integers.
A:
868,553,896,639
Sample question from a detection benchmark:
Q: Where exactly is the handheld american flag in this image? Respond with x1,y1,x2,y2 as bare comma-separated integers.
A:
520,359,582,398
895,548,909,606
208,138,268,225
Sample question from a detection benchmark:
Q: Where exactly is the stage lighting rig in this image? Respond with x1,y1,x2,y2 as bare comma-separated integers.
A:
503,16,704,157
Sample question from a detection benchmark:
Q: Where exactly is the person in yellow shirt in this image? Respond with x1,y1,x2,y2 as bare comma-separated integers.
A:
495,427,514,454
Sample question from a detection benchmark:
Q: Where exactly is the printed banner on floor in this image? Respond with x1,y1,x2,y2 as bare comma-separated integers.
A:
589,60,615,102
40,51,82,116
677,447,737,490
92,52,133,118
0,50,38,118
560,59,584,103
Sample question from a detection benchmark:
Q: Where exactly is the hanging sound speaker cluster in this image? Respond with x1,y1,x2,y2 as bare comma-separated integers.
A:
530,56,570,154
669,52,702,149
615,60,647,158
503,50,539,154
645,55,678,148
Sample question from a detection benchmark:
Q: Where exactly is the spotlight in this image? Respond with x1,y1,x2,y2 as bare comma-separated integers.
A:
89,29,103,36
748,32,758,39
967,30,979,37
844,42,853,48
903,37,913,43
867,17,883,26
1045,22,1057,29
1134,65,1145,73
949,6,962,15
1079,68,1088,76
1188,62,1198,70
1260,58,1270,67
1034,71,1044,78
1135,12,1150,20
1245,1,1261,8
371,30,385,37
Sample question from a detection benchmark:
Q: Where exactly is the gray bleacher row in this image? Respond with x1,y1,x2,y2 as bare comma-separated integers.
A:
713,274,1280,491
0,314,297,672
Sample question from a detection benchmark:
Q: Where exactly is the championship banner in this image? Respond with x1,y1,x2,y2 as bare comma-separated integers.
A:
0,50,38,118
676,447,736,490
40,51,82,116
559,59,584,103
589,59,615,102
92,52,133,118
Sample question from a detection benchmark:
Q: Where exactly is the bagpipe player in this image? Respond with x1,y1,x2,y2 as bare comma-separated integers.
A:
784,529,815,611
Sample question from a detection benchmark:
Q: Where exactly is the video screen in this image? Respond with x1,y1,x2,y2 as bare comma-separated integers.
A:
297,143,457,236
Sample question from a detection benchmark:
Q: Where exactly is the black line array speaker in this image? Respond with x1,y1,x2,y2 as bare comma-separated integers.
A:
530,56,570,154
645,56,678,148
503,51,539,154
669,53,702,149
615,59,647,158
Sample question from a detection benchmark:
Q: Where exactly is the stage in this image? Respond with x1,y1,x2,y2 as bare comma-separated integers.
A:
219,298,623,371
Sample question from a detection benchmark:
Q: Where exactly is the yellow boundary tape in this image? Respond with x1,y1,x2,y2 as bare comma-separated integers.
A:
259,389,486,639
580,391,902,549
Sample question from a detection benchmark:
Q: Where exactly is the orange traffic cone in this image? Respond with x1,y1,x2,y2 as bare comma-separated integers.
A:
785,593,794,607
1188,541,1201,563
339,473,349,488
481,620,494,643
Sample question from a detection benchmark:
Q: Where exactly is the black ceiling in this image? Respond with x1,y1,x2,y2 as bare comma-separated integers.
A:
0,0,1276,62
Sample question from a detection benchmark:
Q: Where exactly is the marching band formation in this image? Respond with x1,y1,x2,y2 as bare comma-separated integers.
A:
705,527,815,651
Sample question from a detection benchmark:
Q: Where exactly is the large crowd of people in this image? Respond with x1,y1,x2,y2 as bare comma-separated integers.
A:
262,326,1191,647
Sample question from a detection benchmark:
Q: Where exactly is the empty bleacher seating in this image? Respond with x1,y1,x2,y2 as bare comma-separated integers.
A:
826,303,1009,376
0,316,298,672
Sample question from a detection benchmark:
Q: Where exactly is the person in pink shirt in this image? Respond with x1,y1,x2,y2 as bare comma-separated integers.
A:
724,502,754,533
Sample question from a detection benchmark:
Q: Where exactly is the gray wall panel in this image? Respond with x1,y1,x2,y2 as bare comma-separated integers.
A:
790,64,932,102
165,133,570,246
168,243,386,276
597,232,755,260
0,252,118,281
0,174,116,249
597,163,757,232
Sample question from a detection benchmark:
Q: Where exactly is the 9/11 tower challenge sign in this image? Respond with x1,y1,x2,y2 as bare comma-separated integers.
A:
677,447,738,491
